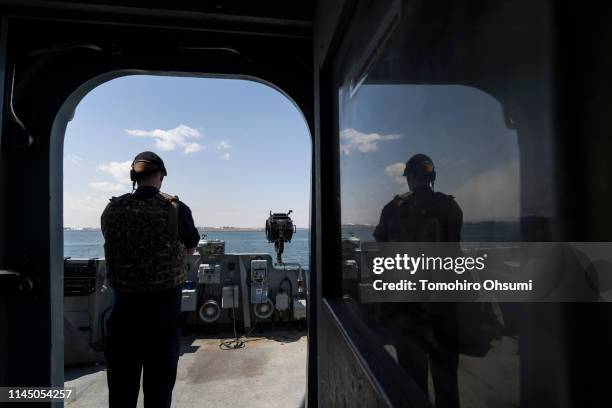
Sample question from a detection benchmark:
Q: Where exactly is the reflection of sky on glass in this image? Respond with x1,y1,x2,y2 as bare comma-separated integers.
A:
339,84,519,224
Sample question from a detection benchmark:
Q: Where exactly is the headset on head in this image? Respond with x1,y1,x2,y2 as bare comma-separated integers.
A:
130,159,167,190
403,155,436,188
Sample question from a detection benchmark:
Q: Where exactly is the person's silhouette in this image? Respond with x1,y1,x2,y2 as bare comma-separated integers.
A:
373,153,463,408
374,154,462,243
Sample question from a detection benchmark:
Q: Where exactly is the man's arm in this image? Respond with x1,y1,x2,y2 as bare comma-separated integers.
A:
177,201,200,254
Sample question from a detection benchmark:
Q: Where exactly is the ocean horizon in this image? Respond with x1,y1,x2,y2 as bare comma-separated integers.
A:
65,221,521,272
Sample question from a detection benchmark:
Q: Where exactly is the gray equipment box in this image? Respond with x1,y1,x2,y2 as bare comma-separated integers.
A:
250,259,269,303
197,239,225,256
64,258,113,366
275,292,290,311
222,285,240,309
182,252,308,327
198,263,221,284
181,289,197,312
293,298,307,320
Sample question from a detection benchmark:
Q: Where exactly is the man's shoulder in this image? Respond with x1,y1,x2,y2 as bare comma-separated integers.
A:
433,191,462,214
155,191,195,221
158,191,179,203
389,191,412,206
433,191,455,202
110,193,131,201
104,193,130,208
101,194,130,230
379,192,412,217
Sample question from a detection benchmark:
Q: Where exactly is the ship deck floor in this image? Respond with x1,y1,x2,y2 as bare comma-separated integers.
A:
65,329,307,408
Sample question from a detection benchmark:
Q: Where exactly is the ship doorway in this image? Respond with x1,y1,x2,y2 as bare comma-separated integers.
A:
57,74,311,407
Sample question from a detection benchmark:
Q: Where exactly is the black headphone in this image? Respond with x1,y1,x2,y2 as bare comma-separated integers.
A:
129,159,167,182
403,154,436,187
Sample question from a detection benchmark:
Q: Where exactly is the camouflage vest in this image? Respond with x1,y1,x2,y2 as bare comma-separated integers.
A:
386,191,453,242
101,192,186,292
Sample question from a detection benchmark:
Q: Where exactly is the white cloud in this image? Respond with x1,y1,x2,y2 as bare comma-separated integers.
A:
98,160,132,184
216,140,231,150
184,142,204,154
450,161,520,222
64,154,83,165
125,124,204,154
220,153,231,160
340,128,402,155
385,162,406,185
63,194,109,228
88,181,125,192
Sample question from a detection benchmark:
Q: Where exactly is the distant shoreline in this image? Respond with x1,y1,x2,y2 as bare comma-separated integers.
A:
63,227,311,232
64,221,517,232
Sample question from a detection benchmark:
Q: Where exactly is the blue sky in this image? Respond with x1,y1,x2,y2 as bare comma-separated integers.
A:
338,84,521,224
63,75,311,228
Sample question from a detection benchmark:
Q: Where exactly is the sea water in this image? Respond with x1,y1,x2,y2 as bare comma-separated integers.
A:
64,229,311,269
64,222,520,271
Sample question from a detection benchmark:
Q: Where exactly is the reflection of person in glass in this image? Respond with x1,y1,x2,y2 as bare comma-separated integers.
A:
374,154,463,408
374,154,462,242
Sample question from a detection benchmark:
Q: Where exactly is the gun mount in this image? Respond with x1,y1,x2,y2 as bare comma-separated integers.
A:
265,210,296,264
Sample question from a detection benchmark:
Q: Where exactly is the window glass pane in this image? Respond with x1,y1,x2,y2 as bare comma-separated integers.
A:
334,1,559,406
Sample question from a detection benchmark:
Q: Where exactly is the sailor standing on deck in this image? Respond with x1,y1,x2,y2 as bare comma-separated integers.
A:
101,151,200,408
